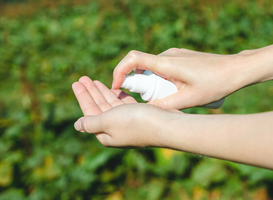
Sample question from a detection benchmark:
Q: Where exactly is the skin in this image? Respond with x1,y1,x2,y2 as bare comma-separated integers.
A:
72,45,273,169
112,45,273,109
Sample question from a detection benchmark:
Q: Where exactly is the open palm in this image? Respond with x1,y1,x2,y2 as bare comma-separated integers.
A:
72,76,137,117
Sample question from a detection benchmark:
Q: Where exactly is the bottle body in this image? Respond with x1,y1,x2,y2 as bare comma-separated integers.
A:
121,70,177,102
121,70,224,109
140,70,177,101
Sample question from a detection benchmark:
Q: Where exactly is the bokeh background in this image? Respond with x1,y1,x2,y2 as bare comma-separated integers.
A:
0,0,273,199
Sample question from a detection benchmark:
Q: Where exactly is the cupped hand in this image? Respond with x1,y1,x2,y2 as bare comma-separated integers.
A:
72,76,137,116
112,48,247,109
72,76,182,148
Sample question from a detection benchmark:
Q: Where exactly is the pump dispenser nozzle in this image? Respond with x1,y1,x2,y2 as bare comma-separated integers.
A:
121,70,225,109
121,74,150,94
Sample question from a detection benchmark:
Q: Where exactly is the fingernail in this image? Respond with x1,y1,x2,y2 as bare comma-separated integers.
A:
74,117,85,132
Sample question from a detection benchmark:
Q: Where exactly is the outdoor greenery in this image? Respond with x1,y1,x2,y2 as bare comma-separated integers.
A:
0,0,273,199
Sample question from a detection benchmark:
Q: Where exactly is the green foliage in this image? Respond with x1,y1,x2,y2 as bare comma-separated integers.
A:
0,0,273,199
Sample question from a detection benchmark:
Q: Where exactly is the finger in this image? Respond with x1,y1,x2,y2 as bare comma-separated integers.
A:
112,50,169,90
93,80,124,107
149,88,201,110
74,116,113,146
111,89,137,104
74,115,105,133
72,82,102,115
79,76,113,112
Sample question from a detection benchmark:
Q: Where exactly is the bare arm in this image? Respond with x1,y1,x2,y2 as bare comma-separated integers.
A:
72,45,273,169
112,45,273,109
72,78,273,169
162,111,273,169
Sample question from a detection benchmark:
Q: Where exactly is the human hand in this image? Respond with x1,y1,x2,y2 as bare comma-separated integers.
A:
72,76,137,116
74,102,182,148
72,76,273,169
111,48,252,109
72,76,182,148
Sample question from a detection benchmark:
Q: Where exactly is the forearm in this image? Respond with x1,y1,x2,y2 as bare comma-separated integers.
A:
162,111,273,169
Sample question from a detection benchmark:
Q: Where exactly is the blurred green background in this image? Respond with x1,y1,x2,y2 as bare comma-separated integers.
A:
0,0,273,199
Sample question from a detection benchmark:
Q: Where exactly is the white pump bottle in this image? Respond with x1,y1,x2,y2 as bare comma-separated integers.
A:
121,70,225,109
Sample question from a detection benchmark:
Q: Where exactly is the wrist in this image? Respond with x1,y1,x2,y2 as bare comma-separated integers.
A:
250,45,273,82
227,50,257,92
158,112,197,151
151,110,186,148
235,45,273,88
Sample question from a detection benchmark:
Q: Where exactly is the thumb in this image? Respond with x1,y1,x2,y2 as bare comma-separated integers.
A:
74,115,105,133
150,90,199,110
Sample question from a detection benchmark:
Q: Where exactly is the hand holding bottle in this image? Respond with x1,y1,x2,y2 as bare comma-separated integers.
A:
121,70,225,109
112,46,273,109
